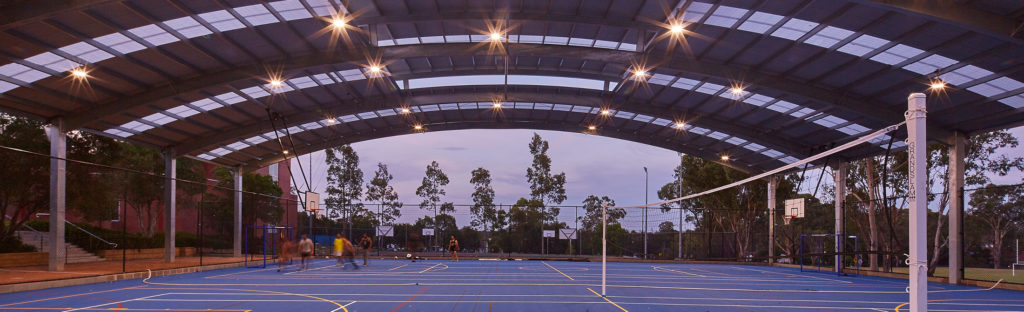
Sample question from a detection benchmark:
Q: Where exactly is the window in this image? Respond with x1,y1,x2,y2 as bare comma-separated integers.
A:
269,163,279,182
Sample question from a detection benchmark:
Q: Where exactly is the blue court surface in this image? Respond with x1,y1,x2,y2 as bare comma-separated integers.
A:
1,259,1021,311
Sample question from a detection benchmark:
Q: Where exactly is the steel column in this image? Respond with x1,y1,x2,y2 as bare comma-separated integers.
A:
44,119,66,272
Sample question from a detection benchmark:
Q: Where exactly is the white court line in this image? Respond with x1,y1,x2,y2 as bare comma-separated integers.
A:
729,266,852,283
419,263,442,273
284,262,340,275
62,293,166,312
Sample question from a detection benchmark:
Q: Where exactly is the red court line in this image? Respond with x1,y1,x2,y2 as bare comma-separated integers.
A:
390,287,427,312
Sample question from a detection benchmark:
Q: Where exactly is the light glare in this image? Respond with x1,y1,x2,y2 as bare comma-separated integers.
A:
720,155,730,161
674,122,686,128
930,81,946,90
588,125,597,131
70,69,88,79
670,24,684,34
490,32,502,41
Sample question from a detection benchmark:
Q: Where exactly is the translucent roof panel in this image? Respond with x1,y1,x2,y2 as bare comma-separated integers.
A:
704,6,748,28
870,44,925,65
269,0,313,21
903,54,957,75
127,24,179,46
163,16,212,38
58,42,114,63
234,4,280,26
940,65,994,85
198,10,246,32
837,34,889,57
737,12,783,34
407,75,605,91
93,32,146,54
25,52,79,72
0,63,48,83
682,2,713,22
770,18,818,40
805,26,855,49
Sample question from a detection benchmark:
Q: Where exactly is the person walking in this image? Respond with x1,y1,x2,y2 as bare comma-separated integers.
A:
277,232,293,272
358,234,373,266
448,235,460,262
342,236,359,270
298,234,314,271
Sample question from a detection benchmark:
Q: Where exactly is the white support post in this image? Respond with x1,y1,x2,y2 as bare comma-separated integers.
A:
907,93,928,312
601,203,607,296
233,167,243,257
768,176,778,265
948,132,966,285
45,120,66,272
834,162,848,273
163,149,176,263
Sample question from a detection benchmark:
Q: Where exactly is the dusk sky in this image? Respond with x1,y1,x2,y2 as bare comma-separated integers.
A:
291,126,1024,232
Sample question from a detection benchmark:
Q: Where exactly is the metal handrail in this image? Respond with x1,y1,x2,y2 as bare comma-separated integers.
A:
65,220,117,248
3,214,42,234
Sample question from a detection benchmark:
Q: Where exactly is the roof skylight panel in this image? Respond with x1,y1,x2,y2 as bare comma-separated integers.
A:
312,73,334,85
813,115,847,128
762,149,784,158
903,54,957,75
837,124,870,135
770,18,818,40
695,82,725,95
633,114,655,123
617,43,638,51
198,10,246,32
766,100,798,113
593,40,620,49
197,154,217,160
302,121,323,130
288,76,318,89
837,34,889,57
394,38,420,45
742,94,774,106
210,148,231,156
974,77,1024,96
544,36,569,45
552,104,573,111
940,65,993,85
128,24,180,46
93,32,146,54
166,105,200,118
470,35,489,42
59,42,114,63
227,142,249,150
870,44,925,65
419,104,440,112
163,16,212,38
652,118,672,127
569,37,595,46
25,52,79,72
725,137,746,145
420,36,445,44
780,156,800,164
649,73,675,86
672,77,701,90
705,6,748,28
122,121,154,132
247,136,268,144
682,2,713,22
513,102,532,109
142,112,176,125
737,12,783,34
270,0,313,21
520,35,544,44
439,103,460,110
305,0,337,16
234,4,280,26
444,35,470,43
104,128,131,138
215,92,246,105
707,131,728,140
240,86,271,98
354,112,376,119
614,111,636,119
998,95,1024,108
805,26,854,49
0,63,48,83
789,107,816,119
743,143,765,151
267,83,294,93
376,108,398,116
337,69,365,81
534,103,554,110
0,81,17,93
191,98,223,111
285,126,303,134
457,102,478,110
571,106,593,113
377,40,395,46
689,126,709,134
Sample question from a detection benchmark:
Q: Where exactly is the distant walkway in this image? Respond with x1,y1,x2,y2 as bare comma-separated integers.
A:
0,256,244,285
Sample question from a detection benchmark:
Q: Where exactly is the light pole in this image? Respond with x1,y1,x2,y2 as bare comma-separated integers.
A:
643,166,648,260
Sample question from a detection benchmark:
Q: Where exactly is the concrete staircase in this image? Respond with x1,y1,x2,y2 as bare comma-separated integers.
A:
15,231,105,263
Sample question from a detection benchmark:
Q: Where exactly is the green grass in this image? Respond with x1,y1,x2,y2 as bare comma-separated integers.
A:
887,266,1024,284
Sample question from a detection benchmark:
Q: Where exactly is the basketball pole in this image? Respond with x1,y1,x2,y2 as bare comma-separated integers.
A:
601,203,607,296
907,93,928,312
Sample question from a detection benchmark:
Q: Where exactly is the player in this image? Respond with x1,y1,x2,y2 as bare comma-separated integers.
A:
358,233,373,266
333,233,345,267
448,235,460,262
342,236,359,270
298,234,313,271
277,232,293,272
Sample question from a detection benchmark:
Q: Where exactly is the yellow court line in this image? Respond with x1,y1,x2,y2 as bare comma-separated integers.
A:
0,286,144,307
388,263,410,271
543,261,575,281
587,288,628,312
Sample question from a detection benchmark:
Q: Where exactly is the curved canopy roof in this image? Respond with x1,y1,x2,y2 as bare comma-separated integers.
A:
1,0,1022,172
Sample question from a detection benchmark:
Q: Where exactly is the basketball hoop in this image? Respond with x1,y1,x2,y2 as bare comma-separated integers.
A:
783,216,796,225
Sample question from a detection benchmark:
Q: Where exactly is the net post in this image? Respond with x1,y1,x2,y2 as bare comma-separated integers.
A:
907,92,927,312
768,176,778,265
601,203,607,296
834,162,847,274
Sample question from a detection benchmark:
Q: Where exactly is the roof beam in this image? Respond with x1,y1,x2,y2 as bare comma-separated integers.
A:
174,91,810,163
242,120,752,174
64,42,954,143
0,0,116,31
862,0,1023,41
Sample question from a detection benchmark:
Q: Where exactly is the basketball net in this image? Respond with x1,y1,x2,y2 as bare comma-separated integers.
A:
783,216,795,225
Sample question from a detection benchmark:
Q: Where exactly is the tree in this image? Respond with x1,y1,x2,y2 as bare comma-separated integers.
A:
526,133,567,220
417,161,451,246
205,168,284,236
365,163,401,225
116,144,166,237
658,221,676,233
0,115,50,244
968,184,1022,269
325,145,364,224
579,195,623,231
469,168,498,230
